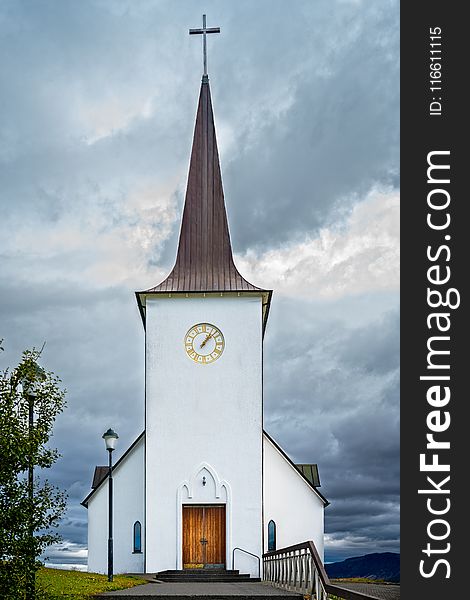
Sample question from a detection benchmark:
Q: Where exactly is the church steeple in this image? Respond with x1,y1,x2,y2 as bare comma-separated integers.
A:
136,28,272,329
145,78,262,294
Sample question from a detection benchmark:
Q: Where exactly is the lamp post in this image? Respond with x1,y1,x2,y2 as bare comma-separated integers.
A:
102,428,118,582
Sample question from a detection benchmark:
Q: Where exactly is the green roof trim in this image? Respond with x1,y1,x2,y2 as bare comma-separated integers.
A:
295,463,321,488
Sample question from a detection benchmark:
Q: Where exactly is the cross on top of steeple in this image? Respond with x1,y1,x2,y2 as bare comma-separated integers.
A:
189,14,220,78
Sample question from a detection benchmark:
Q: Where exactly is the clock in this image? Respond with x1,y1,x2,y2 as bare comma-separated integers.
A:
184,323,225,364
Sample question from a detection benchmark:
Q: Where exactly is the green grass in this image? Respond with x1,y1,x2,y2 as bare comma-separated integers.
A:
36,567,146,599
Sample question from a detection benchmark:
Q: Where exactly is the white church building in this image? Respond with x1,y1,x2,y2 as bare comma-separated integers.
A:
82,68,328,577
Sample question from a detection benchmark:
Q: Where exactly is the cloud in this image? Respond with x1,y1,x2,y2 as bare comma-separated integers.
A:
219,0,399,250
236,188,399,299
42,541,88,570
263,304,399,562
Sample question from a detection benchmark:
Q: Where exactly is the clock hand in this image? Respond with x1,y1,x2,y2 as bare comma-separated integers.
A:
200,332,213,348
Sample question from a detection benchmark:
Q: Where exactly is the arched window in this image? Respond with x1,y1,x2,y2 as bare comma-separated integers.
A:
268,520,276,552
133,521,142,553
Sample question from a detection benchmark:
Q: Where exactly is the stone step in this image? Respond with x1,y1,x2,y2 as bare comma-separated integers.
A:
156,569,240,576
155,573,250,581
156,573,251,577
156,575,259,582
158,576,259,580
155,569,260,583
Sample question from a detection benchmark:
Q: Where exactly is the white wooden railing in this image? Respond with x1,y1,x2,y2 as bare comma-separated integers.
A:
263,541,382,600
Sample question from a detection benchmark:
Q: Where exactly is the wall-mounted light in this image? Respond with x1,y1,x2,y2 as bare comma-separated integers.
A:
202,476,206,486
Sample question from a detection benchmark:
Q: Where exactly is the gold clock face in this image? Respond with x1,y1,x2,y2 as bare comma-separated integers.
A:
184,323,225,364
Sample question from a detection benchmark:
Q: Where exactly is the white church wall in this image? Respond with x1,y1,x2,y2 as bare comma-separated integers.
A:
87,475,108,574
87,436,145,574
263,434,325,561
145,294,263,576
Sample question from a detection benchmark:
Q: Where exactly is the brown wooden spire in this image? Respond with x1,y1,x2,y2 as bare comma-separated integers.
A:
136,77,272,328
145,78,263,293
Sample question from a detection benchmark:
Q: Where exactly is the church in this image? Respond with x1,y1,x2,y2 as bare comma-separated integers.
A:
82,24,328,577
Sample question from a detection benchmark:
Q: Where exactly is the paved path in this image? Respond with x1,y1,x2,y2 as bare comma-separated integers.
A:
98,581,301,597
330,581,400,600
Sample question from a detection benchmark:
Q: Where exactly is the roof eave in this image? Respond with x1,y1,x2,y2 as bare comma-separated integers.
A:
135,288,273,335
135,291,146,330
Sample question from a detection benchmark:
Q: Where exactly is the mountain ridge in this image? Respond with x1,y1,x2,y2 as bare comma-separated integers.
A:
325,552,400,583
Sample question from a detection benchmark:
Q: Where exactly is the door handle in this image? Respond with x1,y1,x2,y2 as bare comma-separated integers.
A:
200,538,208,545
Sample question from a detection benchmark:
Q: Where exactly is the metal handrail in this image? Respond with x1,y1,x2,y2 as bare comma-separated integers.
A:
263,541,382,600
232,547,261,579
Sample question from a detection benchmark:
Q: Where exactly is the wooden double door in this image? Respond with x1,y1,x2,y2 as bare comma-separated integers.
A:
182,505,226,568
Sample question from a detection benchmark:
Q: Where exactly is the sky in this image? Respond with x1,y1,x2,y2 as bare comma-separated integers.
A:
0,0,399,566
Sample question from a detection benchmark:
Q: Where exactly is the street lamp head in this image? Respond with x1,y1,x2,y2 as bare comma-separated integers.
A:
102,428,119,451
20,362,46,397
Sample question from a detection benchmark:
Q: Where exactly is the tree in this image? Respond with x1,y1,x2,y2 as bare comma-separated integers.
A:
0,343,67,600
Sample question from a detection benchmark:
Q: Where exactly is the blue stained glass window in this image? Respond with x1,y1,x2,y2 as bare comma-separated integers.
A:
268,520,276,552
133,521,142,553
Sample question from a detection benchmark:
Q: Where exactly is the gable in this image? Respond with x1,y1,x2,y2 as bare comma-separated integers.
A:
263,430,329,506
81,432,145,508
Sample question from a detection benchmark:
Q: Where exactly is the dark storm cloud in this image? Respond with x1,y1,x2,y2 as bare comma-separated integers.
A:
219,1,399,250
263,298,399,561
0,275,145,532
